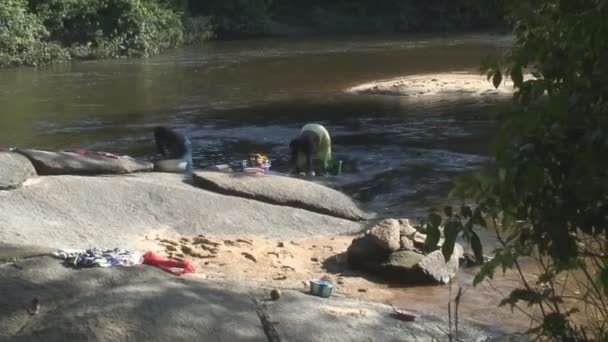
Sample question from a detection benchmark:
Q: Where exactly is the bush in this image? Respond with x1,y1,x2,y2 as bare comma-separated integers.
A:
0,0,68,67
427,0,608,339
28,0,183,59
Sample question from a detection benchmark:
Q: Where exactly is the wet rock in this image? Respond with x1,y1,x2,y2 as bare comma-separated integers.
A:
368,219,401,252
17,149,152,175
192,171,370,221
398,218,417,237
0,152,36,190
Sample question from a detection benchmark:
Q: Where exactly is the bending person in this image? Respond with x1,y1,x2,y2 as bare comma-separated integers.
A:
153,126,193,174
289,123,332,176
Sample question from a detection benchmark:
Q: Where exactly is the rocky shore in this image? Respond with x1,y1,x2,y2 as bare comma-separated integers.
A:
0,149,519,341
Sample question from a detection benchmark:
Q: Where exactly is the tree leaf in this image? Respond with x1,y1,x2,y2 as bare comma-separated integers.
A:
499,288,543,308
471,232,483,264
441,221,461,261
492,70,503,88
424,213,442,252
511,65,524,88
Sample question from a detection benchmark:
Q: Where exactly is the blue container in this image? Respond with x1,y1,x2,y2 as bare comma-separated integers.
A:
309,279,334,298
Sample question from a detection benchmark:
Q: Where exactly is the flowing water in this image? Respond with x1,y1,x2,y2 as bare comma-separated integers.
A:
0,33,509,218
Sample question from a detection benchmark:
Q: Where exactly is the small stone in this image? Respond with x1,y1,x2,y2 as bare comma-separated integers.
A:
270,289,282,300
413,232,427,247
369,219,401,252
310,257,319,262
358,288,367,293
400,236,415,251
398,219,417,237
277,242,285,248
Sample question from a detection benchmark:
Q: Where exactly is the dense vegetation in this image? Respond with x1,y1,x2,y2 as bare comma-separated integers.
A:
1,0,503,67
427,0,608,340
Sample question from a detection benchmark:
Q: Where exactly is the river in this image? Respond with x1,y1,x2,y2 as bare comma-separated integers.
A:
0,34,539,335
0,33,511,219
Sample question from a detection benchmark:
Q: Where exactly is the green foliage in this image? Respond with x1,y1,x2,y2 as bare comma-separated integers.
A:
28,0,183,59
0,0,68,67
426,0,608,339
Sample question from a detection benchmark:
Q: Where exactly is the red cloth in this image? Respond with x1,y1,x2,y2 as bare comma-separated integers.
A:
142,251,195,276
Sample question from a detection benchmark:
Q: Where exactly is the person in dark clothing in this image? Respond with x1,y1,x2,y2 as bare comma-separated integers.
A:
153,126,193,174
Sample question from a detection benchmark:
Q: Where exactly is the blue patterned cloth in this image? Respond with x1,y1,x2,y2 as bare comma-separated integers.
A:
54,247,143,268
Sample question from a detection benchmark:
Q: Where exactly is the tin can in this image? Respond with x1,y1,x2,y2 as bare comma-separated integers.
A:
309,279,334,298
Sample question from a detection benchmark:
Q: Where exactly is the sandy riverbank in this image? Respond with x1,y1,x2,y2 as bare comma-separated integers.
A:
346,72,531,100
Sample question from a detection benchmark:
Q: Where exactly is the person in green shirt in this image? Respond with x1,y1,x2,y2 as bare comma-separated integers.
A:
289,123,332,176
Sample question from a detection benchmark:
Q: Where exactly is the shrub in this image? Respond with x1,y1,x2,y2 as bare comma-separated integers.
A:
0,0,68,67
28,0,183,59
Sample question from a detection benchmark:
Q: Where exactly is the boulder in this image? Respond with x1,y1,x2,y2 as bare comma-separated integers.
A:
0,254,499,342
0,152,36,190
16,149,153,175
380,246,462,284
418,248,461,284
346,235,391,270
192,171,370,221
368,219,401,252
0,173,362,249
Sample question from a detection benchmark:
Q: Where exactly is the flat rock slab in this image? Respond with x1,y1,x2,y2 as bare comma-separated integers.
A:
0,255,502,342
0,173,361,249
16,149,153,175
0,152,36,190
193,171,370,221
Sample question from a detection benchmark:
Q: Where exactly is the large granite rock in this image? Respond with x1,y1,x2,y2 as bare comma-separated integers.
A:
0,152,36,190
16,149,153,175
0,254,501,342
192,171,370,221
0,173,361,249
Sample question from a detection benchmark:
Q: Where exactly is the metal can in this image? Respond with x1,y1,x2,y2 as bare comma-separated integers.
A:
241,160,248,170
